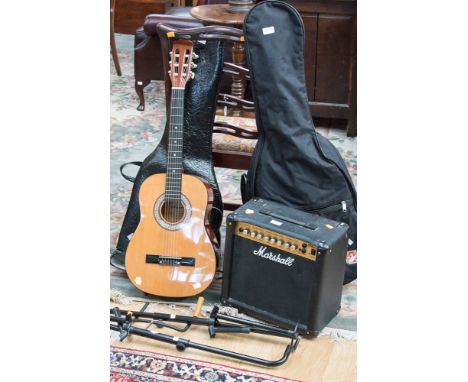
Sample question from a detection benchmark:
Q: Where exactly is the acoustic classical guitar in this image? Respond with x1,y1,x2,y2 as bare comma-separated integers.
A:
125,40,218,297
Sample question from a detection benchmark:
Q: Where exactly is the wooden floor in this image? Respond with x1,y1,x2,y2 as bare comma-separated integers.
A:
110,301,357,381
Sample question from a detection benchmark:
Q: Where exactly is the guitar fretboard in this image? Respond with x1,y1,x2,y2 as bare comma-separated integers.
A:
165,88,185,202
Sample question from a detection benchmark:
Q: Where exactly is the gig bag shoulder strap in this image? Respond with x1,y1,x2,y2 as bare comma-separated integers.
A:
119,161,142,183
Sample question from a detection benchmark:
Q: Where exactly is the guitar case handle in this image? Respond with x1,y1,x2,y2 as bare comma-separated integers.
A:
119,161,142,183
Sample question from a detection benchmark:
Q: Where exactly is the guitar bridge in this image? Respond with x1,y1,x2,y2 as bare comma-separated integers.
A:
146,255,195,267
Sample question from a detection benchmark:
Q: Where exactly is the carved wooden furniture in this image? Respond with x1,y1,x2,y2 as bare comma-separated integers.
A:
110,0,122,76
213,63,256,178
133,1,234,111
121,0,357,135
190,4,247,116
134,15,202,110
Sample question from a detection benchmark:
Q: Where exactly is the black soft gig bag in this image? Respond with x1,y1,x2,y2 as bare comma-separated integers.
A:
111,41,225,270
242,1,357,282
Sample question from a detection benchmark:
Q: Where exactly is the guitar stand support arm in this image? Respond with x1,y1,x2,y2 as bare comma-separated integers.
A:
110,317,299,367
111,306,298,339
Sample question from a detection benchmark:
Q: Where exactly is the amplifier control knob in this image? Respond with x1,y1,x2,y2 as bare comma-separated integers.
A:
264,235,270,241
250,231,257,237
284,242,290,248
277,239,283,245
240,228,249,234
290,244,297,250
270,237,276,244
256,233,263,239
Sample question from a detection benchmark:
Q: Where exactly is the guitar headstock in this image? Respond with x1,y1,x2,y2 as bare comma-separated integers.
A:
169,40,198,88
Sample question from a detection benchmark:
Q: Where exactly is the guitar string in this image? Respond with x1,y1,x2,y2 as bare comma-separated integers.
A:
171,87,181,261
173,56,189,265
166,58,175,264
175,52,188,246
168,85,174,262
168,87,177,264
170,79,184,264
173,55,185,263
169,86,180,262
164,48,190,269
166,52,178,264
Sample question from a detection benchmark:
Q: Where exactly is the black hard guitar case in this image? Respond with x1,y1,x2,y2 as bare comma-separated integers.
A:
111,41,225,270
242,1,357,283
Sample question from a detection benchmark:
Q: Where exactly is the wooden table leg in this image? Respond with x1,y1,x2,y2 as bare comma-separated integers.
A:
231,41,246,117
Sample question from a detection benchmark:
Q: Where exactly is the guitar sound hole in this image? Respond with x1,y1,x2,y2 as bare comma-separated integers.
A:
160,200,186,224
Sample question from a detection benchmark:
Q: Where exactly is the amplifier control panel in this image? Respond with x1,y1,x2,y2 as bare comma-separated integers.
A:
235,222,317,261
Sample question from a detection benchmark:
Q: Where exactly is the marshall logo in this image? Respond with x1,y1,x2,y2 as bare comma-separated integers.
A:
253,246,295,266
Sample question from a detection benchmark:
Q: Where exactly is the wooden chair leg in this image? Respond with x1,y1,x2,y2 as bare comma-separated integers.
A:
135,79,151,111
231,42,247,117
110,33,122,76
110,0,122,76
346,115,357,137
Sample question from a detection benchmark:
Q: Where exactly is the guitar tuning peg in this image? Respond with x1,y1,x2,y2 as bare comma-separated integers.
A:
190,62,197,69
190,71,195,79
192,53,199,60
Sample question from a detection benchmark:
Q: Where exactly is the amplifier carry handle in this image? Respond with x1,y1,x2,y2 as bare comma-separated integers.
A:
259,208,318,230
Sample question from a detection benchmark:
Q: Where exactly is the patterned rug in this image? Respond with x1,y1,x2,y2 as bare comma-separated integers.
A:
110,346,301,382
110,34,357,334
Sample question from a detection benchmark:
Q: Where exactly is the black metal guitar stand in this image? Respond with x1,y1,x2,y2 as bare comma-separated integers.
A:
110,304,300,367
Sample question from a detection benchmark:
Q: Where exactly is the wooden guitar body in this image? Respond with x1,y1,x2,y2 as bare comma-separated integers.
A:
125,173,217,297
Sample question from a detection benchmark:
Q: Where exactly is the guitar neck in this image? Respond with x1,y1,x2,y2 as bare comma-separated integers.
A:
165,87,185,201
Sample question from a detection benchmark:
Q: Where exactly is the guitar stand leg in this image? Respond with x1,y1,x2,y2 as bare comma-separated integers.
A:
110,303,301,366
110,320,299,367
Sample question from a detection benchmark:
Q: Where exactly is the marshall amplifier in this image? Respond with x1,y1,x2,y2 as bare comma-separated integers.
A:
221,198,349,336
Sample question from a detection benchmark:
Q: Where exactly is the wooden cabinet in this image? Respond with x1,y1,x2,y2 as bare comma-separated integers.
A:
114,0,172,34
114,0,357,136
290,0,357,136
